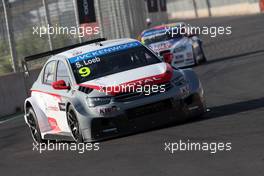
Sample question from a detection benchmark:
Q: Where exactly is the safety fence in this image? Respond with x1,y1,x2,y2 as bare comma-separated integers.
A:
0,0,168,75
0,0,168,117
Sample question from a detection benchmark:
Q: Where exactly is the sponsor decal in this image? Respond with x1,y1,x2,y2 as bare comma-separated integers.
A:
31,90,66,112
78,63,173,96
46,106,60,112
149,42,172,51
69,41,141,63
142,29,167,37
31,90,63,102
77,0,96,24
48,117,61,132
58,103,66,111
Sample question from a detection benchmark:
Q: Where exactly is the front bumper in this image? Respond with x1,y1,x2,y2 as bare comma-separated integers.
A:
81,92,205,142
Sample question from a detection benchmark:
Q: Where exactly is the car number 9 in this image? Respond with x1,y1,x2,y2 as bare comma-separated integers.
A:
79,67,91,77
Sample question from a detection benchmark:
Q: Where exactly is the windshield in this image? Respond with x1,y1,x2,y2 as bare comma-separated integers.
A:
70,45,161,84
142,29,183,45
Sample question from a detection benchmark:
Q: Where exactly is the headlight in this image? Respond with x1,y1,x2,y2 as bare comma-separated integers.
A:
172,75,187,86
87,97,111,107
174,45,187,53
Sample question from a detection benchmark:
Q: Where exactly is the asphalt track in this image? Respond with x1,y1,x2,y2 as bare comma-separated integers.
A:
1,14,264,176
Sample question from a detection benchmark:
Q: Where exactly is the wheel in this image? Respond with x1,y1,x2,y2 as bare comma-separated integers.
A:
26,107,43,143
199,45,207,63
192,46,198,66
180,94,206,120
67,105,83,143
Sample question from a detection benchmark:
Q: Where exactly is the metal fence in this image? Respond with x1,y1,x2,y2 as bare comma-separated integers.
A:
0,0,168,75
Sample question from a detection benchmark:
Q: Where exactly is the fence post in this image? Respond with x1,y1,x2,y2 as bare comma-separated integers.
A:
95,0,104,38
42,0,54,50
205,0,212,17
192,0,199,17
2,0,18,72
72,0,83,43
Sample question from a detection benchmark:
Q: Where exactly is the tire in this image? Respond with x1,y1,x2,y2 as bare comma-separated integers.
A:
180,94,206,120
26,107,44,143
192,46,198,66
67,105,83,143
199,44,207,63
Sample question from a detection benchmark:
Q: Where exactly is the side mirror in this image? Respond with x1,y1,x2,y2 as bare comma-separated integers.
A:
163,53,173,64
52,80,70,90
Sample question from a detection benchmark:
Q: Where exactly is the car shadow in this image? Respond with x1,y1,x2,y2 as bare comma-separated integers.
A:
102,97,264,143
204,49,264,66
199,97,264,121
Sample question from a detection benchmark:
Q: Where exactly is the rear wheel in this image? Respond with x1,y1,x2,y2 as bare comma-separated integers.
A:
198,43,207,63
67,105,83,143
26,108,43,143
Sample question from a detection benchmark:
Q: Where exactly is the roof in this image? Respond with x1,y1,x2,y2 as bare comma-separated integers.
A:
141,22,185,37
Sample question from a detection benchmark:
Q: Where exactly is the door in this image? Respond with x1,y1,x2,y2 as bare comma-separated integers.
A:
32,60,71,133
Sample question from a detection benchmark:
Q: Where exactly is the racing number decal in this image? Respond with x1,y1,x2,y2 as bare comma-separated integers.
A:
79,67,91,77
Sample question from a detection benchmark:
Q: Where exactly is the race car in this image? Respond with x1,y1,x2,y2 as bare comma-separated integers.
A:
23,38,206,143
140,23,207,68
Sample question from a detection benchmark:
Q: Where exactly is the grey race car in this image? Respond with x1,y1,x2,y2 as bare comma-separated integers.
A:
23,38,206,143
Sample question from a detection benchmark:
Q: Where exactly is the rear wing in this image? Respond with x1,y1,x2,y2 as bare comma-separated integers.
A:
22,38,107,76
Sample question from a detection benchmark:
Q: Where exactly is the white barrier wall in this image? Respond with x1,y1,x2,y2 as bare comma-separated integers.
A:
167,0,261,19
0,70,40,117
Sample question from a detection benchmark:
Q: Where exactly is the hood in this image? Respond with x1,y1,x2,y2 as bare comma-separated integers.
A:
79,62,173,95
148,37,188,52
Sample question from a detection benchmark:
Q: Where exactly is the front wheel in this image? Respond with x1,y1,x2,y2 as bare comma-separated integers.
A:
67,105,83,143
26,107,43,143
199,44,207,63
192,46,198,66
180,94,206,120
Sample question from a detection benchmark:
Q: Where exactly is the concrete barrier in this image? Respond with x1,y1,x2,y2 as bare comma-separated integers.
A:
168,0,261,19
210,2,260,17
0,69,40,118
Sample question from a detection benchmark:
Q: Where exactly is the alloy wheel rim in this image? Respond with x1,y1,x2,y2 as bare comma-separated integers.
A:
67,111,79,141
27,112,39,143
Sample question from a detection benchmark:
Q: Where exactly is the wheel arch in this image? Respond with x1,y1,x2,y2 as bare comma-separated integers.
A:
24,97,50,133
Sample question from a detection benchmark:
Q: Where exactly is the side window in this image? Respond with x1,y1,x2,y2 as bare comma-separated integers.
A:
56,61,70,84
43,61,56,84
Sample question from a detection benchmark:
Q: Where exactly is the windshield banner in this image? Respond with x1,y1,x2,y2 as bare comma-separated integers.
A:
69,41,141,64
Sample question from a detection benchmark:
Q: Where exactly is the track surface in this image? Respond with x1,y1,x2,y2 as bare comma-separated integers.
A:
1,14,264,176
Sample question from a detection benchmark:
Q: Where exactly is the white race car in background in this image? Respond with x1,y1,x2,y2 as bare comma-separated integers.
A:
140,23,207,68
